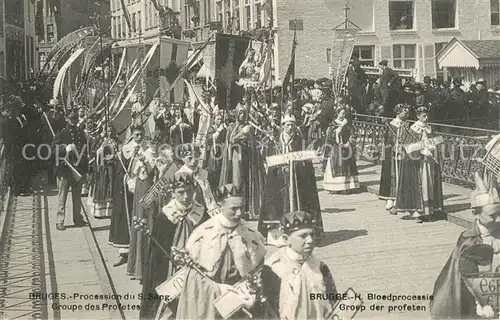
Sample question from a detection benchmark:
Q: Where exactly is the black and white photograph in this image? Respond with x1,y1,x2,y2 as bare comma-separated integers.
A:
1,0,500,319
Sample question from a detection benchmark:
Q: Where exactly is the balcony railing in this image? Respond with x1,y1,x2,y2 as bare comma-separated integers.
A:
352,114,500,188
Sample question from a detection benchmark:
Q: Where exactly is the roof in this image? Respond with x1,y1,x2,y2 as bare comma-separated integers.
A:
437,38,500,69
460,40,500,59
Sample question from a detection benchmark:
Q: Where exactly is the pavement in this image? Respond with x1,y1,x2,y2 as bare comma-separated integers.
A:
0,161,474,320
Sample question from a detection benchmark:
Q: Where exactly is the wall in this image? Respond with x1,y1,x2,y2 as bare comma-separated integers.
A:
275,0,500,81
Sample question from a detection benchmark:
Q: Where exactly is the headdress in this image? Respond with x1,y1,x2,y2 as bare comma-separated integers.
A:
149,131,164,144
67,112,78,121
416,106,430,114
281,114,296,125
130,123,144,132
216,184,244,201
280,211,316,234
178,143,201,158
470,172,500,208
477,78,486,84
167,171,196,190
235,104,247,114
49,99,58,106
394,103,410,114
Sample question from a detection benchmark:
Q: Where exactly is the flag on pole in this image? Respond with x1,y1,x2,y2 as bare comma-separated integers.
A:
158,38,190,104
215,33,251,110
280,29,297,119
330,29,359,96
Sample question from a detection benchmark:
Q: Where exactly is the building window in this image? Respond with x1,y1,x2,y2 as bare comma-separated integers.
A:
194,0,200,27
352,46,375,66
492,0,500,26
204,0,211,23
132,13,136,34
118,16,122,39
47,24,54,42
122,16,126,37
145,1,148,28
435,42,447,79
432,0,456,29
389,0,414,30
326,48,331,63
255,3,261,28
138,11,142,34
245,5,251,30
393,44,416,69
349,0,374,32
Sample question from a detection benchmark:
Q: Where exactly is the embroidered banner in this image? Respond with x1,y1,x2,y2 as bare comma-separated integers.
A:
158,37,190,104
330,29,359,96
215,34,251,110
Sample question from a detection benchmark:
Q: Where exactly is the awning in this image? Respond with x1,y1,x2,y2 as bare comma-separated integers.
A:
437,38,500,69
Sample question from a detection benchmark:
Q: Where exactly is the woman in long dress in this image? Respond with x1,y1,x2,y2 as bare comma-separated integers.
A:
109,125,146,267
323,106,360,193
92,126,118,219
126,134,159,281
395,106,444,222
379,104,410,214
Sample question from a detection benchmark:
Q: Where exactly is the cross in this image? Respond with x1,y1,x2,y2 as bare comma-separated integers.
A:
343,2,350,29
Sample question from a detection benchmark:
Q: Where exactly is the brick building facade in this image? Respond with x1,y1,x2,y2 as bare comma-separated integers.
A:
110,0,181,46
276,0,500,81
177,0,500,82
36,0,110,71
0,0,37,82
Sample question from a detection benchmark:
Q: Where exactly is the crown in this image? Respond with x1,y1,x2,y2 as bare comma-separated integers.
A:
280,211,316,233
416,106,430,114
178,143,201,158
216,184,244,201
394,103,411,114
281,114,296,125
470,172,500,208
166,171,196,190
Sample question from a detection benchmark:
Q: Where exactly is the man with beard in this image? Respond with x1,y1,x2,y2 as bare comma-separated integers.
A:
431,172,500,319
174,184,267,319
219,104,265,220
258,114,323,241
108,124,147,266
378,60,400,115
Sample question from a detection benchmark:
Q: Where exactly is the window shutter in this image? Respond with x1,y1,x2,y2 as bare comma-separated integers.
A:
418,44,424,77
423,43,436,78
380,45,392,66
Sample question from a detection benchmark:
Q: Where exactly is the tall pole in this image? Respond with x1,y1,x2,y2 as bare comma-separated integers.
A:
96,1,110,128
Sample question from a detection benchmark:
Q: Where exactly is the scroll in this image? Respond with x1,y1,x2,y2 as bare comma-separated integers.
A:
155,266,188,304
404,136,444,154
139,162,176,209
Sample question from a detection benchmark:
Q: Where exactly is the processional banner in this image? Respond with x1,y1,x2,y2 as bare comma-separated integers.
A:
158,37,190,104
329,29,359,96
41,26,96,73
215,34,251,110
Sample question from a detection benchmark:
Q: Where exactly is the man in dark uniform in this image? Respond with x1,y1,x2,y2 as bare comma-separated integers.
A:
378,59,400,116
448,77,467,125
51,112,89,231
